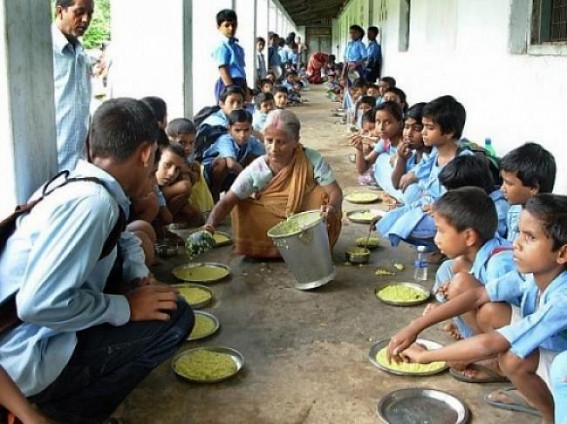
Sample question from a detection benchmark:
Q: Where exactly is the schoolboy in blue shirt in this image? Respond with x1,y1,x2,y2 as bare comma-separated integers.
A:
388,194,567,423
252,92,275,131
342,25,367,81
423,188,515,340
200,86,245,129
202,109,265,201
212,9,246,103
500,142,556,243
365,26,382,82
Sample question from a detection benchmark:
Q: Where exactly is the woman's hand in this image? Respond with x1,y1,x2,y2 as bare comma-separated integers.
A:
320,204,339,220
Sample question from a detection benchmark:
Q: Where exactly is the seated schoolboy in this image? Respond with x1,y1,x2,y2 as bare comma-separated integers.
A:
382,86,408,113
391,102,430,192
282,70,299,101
388,193,567,422
155,142,204,226
500,142,556,242
259,78,274,93
141,95,168,129
0,98,193,423
202,109,266,201
398,95,470,206
351,101,403,194
252,92,275,131
366,83,381,104
200,86,245,129
354,95,376,130
551,351,567,423
376,76,396,105
166,118,214,215
273,85,289,109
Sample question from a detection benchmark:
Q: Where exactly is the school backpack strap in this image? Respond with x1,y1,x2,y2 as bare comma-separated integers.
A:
0,172,126,335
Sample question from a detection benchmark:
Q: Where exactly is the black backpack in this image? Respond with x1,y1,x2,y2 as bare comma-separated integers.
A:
193,105,221,127
0,171,125,335
194,124,228,162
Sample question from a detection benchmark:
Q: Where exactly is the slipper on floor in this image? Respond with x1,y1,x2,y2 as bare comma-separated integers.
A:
484,387,541,417
449,363,509,383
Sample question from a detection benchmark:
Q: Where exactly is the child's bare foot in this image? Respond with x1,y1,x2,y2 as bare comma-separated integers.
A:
450,359,509,383
442,321,463,340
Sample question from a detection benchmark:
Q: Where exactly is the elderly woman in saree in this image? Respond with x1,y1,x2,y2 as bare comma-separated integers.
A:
202,109,343,258
306,52,329,84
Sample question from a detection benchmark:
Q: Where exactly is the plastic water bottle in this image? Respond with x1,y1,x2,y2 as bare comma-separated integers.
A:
414,246,428,281
484,138,496,157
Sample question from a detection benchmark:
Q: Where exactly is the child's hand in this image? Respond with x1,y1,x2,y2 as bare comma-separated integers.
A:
349,135,364,151
422,203,432,214
387,327,419,363
397,141,412,160
399,343,429,364
436,282,450,300
399,172,417,192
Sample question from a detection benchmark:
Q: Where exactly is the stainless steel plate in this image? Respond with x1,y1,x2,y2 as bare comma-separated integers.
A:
172,262,231,284
368,339,448,376
375,282,431,306
187,311,220,341
172,283,214,309
345,192,382,204
212,231,233,248
377,388,470,424
346,209,384,224
172,346,244,383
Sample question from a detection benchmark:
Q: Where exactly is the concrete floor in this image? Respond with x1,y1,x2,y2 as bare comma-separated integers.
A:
120,87,539,424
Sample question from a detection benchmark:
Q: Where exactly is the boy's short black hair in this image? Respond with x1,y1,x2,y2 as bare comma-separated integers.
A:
254,92,274,107
157,129,170,149
500,142,556,193
423,95,466,140
274,85,289,95
375,100,403,123
260,78,273,87
384,87,407,112
216,9,237,26
219,86,245,103
367,26,379,36
433,186,498,244
380,76,396,88
286,70,298,77
349,25,365,39
256,37,265,44
141,96,167,123
439,155,495,194
227,109,252,126
525,194,567,251
358,96,376,108
89,98,158,162
361,109,376,125
166,118,196,138
56,0,76,7
368,83,380,91
352,78,368,89
163,142,186,159
405,102,426,123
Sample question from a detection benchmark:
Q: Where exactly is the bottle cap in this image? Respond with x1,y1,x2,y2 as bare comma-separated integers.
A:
417,245,428,253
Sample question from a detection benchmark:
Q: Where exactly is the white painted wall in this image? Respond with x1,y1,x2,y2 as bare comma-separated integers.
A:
336,0,567,194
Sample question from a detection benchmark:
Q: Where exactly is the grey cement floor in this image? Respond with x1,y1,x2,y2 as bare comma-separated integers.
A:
119,87,539,424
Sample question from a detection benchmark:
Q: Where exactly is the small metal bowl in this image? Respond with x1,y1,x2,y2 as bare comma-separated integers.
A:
155,242,182,257
346,247,370,264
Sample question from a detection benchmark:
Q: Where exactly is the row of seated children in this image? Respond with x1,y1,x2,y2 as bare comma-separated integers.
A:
385,186,565,423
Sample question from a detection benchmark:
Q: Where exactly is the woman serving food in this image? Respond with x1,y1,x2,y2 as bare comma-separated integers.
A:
192,109,342,258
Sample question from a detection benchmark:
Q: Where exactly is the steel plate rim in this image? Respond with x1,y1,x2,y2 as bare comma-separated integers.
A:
172,262,231,283
172,346,244,384
346,209,384,224
187,311,220,341
171,283,214,309
368,338,448,376
212,231,233,248
345,192,382,204
374,282,431,306
376,387,470,424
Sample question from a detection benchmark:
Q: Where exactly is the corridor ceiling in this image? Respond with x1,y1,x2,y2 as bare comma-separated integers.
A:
278,0,348,26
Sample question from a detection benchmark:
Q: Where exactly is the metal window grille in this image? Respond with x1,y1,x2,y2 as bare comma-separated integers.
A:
532,0,567,43
551,0,567,41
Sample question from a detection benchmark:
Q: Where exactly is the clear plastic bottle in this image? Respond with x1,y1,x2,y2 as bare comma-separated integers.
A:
414,246,428,281
484,138,496,157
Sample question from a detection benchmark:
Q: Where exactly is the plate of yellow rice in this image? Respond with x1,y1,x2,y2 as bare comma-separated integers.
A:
375,282,430,306
172,346,244,383
187,311,220,341
173,283,214,308
368,339,448,376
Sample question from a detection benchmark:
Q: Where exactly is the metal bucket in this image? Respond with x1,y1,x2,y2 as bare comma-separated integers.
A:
267,210,336,290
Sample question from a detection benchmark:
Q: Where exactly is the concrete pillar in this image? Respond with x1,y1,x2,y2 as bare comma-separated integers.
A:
235,0,257,89
0,0,57,216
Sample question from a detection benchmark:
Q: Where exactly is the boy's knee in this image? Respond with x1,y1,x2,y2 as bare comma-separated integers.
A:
499,349,538,377
477,302,511,332
177,180,193,196
446,272,478,297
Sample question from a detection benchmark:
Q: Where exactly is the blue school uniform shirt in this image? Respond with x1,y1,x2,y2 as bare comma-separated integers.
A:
366,40,382,66
344,40,367,62
487,270,567,357
252,110,268,131
507,204,522,242
268,45,281,68
201,109,229,128
0,160,147,396
201,133,266,167
212,35,246,80
490,189,511,238
469,236,515,284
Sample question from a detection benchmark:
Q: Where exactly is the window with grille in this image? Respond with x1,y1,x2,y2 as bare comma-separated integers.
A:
532,0,567,43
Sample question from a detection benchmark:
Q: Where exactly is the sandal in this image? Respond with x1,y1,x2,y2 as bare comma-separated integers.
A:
450,363,509,383
484,387,541,416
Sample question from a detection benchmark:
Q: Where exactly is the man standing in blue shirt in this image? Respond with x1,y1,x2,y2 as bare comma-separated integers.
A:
212,9,247,103
52,0,94,172
365,26,382,83
0,98,193,423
